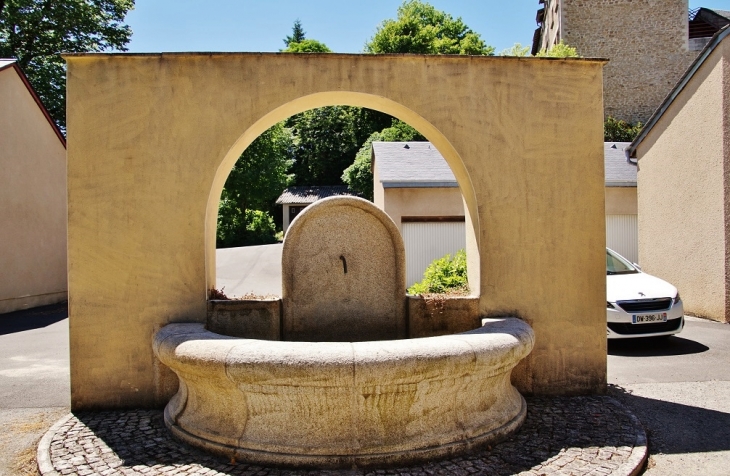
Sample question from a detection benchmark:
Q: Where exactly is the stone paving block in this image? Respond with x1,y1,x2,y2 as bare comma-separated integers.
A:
39,396,646,476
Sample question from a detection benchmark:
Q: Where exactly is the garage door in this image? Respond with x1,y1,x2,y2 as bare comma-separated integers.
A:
402,221,466,287
606,214,638,264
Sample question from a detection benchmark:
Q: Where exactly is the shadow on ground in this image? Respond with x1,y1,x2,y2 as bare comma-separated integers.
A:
57,396,643,475
0,302,68,336
609,385,730,455
607,335,708,357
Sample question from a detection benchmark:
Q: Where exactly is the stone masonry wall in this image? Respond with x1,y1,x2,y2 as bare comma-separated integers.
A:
555,0,699,123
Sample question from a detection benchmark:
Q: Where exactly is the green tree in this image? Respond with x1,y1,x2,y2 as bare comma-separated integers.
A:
535,40,579,58
284,38,331,53
217,123,294,248
288,106,391,186
604,116,643,142
0,0,135,130
284,19,306,47
499,43,530,57
365,0,494,55
342,119,425,200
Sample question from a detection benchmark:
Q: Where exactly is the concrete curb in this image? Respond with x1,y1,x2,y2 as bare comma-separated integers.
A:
616,401,649,476
36,412,73,476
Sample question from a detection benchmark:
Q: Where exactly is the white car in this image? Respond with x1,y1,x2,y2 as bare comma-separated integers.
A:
606,248,684,339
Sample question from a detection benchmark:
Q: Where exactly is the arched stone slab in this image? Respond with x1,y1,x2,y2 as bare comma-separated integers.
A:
282,196,406,341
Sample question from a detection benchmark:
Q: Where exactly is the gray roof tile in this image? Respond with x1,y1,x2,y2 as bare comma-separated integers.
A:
372,141,457,188
374,141,635,188
604,142,636,186
275,185,354,204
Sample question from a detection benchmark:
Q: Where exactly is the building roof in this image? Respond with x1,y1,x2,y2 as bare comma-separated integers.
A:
0,59,66,147
372,141,458,188
373,141,634,188
604,142,636,186
628,25,730,159
689,8,730,39
275,185,354,205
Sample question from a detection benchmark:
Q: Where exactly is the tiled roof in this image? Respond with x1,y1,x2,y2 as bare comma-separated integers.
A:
712,10,730,20
604,142,636,186
372,141,457,188
373,141,635,188
275,185,354,205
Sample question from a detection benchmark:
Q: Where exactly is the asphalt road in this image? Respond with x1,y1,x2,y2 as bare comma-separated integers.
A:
1,268,730,475
216,243,283,297
607,316,730,475
0,302,70,475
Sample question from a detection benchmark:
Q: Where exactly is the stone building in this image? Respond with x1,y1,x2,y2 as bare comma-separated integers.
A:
531,0,723,123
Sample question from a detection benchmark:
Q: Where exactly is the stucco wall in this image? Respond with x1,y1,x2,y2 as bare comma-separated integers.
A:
0,66,67,314
65,53,607,409
381,187,464,232
636,40,729,322
542,0,697,123
605,187,637,215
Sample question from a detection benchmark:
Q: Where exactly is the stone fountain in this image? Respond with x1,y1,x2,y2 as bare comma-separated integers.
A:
153,196,534,468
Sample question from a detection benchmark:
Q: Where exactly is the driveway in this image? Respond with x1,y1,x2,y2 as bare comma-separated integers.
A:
0,303,70,475
608,316,730,475
216,243,282,297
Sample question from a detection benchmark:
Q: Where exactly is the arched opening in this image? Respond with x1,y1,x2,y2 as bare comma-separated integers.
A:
205,91,481,298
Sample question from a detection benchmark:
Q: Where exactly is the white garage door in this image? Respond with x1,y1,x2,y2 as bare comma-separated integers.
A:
402,221,466,287
606,214,638,264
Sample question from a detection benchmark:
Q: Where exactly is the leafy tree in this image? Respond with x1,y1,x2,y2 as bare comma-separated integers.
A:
500,43,530,57
217,123,294,247
342,119,425,200
0,0,135,130
408,249,468,295
604,116,643,142
284,39,331,53
535,40,579,58
284,19,306,47
288,106,391,186
365,0,494,55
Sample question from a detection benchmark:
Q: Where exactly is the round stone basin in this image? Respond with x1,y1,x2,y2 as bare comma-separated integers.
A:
153,318,534,469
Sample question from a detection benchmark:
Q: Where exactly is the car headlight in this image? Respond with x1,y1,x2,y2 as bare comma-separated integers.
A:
673,293,681,304
607,302,615,309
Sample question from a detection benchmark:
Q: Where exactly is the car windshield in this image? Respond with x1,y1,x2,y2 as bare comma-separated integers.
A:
606,249,638,275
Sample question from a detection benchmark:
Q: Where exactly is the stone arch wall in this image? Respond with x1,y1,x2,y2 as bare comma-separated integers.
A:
65,53,608,409
205,91,481,294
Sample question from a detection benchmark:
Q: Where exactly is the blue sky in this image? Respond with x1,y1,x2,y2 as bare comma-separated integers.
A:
125,1,730,55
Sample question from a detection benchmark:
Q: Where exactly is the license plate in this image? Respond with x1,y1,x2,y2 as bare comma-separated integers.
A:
632,313,667,324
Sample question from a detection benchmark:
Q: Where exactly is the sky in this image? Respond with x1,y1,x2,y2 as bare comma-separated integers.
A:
125,1,730,55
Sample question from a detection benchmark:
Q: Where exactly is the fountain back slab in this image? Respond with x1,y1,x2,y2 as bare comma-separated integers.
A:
281,196,407,341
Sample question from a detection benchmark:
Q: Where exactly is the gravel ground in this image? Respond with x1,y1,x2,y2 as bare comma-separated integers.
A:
0,407,69,476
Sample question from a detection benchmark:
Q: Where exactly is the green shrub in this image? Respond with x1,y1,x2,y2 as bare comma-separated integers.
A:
604,116,643,142
217,206,278,248
408,249,468,295
535,40,579,58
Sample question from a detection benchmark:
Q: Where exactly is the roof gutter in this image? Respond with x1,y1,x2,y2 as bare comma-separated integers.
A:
626,24,730,163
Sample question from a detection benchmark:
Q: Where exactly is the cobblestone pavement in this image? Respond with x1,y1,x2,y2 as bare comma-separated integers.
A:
39,396,646,476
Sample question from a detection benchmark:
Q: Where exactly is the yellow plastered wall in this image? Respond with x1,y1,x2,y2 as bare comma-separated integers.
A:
0,66,67,314
65,53,607,409
636,39,730,323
